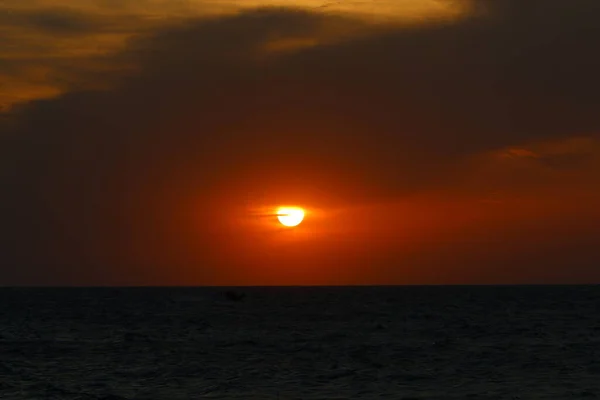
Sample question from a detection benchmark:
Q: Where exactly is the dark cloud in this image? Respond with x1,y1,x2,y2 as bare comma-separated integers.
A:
1,2,599,284
0,7,143,35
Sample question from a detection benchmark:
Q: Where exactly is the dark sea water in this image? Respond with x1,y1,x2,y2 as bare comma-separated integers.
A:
1,285,599,399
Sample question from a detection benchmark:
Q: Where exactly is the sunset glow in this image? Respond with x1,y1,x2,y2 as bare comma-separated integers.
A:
1,1,599,286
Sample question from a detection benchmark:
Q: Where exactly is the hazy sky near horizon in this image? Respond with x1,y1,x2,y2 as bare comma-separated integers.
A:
1,0,599,285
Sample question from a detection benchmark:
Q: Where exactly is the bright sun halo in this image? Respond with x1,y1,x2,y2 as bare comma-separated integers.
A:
276,207,305,227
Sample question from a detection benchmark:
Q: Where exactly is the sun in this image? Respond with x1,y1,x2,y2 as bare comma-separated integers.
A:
276,207,305,227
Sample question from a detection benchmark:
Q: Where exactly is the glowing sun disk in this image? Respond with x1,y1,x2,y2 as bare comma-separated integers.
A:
277,207,305,227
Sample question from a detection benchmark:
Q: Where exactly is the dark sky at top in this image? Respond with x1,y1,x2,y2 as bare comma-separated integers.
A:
1,0,599,285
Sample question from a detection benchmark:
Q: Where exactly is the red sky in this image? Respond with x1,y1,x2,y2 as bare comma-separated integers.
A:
1,0,599,285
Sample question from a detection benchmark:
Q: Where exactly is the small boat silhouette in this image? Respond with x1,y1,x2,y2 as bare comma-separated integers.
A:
224,291,246,302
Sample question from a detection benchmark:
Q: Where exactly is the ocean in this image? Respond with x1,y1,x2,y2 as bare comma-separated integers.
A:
0,285,598,399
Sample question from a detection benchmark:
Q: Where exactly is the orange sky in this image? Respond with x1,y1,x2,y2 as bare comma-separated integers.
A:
0,0,599,285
